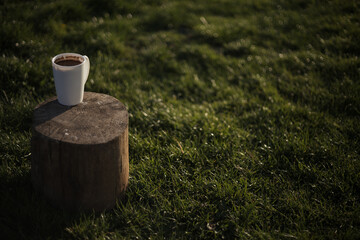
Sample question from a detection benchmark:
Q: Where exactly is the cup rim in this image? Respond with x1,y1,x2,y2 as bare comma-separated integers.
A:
52,53,87,68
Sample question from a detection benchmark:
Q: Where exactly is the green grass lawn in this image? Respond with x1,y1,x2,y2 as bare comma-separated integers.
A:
1,0,360,239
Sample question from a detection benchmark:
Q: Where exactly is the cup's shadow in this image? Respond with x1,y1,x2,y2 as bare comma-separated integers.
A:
33,98,73,127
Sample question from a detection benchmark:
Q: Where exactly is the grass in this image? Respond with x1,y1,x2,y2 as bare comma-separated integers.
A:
1,0,360,239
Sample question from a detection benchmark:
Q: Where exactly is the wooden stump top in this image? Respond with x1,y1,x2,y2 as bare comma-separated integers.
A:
33,92,128,145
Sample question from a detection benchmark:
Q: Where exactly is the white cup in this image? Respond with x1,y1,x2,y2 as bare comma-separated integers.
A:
52,53,90,106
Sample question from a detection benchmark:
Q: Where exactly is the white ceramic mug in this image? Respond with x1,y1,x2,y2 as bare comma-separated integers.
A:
52,53,90,106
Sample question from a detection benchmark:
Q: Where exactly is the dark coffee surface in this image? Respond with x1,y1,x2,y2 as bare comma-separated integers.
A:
56,59,82,66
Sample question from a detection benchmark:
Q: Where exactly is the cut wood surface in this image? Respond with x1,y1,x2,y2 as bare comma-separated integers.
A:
31,92,129,211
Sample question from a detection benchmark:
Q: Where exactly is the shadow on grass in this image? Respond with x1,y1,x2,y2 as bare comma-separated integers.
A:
0,171,85,239
0,171,146,239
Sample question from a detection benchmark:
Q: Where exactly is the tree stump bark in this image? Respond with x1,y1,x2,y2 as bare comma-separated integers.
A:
31,92,129,212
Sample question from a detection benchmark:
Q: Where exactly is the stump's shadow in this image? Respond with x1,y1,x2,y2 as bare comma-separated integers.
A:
0,171,88,239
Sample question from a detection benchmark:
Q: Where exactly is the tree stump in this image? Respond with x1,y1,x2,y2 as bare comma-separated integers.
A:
31,92,129,211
